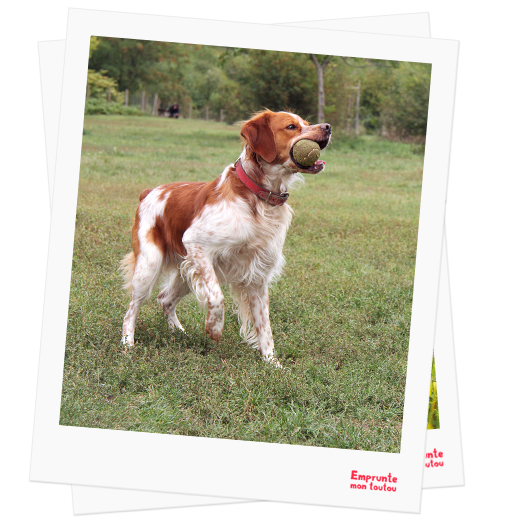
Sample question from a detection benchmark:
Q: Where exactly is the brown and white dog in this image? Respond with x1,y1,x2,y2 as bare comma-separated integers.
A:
121,110,331,363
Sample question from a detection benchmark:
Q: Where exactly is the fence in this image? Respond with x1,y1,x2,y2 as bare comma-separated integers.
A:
86,85,228,122
466,24,508,38
86,84,369,137
128,91,227,122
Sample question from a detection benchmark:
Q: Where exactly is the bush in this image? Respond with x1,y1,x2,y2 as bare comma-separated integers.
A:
85,99,141,116
382,62,431,142
87,69,123,101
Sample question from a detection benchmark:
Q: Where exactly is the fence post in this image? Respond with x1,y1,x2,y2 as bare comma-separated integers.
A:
141,91,146,112
220,109,224,123
86,84,90,99
107,86,111,104
205,105,209,121
188,103,192,119
125,89,129,106
152,93,158,115
355,80,361,137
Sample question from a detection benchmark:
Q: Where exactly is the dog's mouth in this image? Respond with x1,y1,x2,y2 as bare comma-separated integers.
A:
290,135,330,174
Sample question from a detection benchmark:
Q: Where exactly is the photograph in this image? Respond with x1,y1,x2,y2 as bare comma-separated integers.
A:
30,12,459,510
59,36,432,453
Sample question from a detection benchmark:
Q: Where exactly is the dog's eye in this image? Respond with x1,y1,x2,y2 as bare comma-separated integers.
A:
286,124,297,130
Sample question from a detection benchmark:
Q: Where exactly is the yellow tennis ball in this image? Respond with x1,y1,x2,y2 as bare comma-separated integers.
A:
292,139,321,166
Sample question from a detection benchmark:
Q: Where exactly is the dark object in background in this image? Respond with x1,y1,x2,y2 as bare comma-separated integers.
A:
157,104,180,118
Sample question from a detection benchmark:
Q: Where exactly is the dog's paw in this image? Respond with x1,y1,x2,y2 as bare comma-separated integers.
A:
167,314,185,333
121,332,135,348
205,319,223,343
205,304,224,343
262,354,283,369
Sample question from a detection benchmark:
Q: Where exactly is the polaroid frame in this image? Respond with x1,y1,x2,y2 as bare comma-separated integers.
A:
31,9,458,513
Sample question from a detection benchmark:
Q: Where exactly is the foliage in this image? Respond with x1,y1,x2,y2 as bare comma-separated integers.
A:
85,99,141,116
87,69,122,101
182,45,240,120
358,67,395,133
242,50,317,117
211,48,319,123
86,68,139,115
427,353,440,429
89,38,193,94
89,36,100,59
322,59,350,129
87,38,432,140
381,62,432,141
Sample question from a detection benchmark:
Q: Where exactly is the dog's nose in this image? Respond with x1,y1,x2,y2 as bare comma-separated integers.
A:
321,123,331,133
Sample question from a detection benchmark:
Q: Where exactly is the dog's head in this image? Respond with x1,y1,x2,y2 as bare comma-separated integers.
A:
240,110,331,175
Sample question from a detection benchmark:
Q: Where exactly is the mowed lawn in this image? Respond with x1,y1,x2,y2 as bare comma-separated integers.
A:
60,115,423,452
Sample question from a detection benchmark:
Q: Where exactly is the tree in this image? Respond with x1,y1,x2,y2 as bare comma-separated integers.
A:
356,65,395,133
89,36,100,59
309,54,333,123
88,38,192,94
381,62,431,141
220,48,317,122
86,70,120,101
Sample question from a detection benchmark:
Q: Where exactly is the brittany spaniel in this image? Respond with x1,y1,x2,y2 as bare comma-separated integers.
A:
121,110,331,363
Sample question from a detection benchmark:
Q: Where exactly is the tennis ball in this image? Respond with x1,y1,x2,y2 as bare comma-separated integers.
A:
292,139,321,166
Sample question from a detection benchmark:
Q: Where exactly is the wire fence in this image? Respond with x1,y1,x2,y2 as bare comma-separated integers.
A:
91,87,229,122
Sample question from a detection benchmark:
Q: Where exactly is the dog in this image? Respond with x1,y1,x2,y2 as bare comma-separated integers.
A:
120,110,331,363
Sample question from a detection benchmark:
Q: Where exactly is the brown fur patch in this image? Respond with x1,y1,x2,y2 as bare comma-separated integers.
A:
139,188,152,201
147,180,218,258
241,111,278,163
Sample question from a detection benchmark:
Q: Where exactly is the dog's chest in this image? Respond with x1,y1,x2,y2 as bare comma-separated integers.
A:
184,198,292,285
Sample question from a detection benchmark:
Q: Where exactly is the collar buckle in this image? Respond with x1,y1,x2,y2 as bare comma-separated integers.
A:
235,159,289,206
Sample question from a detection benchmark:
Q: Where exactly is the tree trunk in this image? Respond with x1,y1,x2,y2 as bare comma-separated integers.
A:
310,54,332,123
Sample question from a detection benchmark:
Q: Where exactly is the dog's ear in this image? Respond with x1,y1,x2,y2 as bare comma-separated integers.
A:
241,113,277,163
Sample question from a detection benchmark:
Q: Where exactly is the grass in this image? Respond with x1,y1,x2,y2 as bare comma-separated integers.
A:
427,353,440,429
60,115,425,452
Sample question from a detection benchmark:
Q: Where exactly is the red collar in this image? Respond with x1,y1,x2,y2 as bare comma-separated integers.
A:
234,158,289,206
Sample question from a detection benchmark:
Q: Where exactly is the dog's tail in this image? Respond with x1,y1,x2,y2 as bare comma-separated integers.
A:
119,252,136,295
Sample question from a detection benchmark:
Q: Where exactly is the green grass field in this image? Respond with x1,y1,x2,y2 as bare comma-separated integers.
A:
60,115,424,452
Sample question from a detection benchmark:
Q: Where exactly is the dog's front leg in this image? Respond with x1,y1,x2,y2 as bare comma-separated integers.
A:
182,245,224,343
248,285,275,362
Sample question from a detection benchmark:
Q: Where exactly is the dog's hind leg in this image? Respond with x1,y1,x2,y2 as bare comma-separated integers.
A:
122,250,164,347
247,285,277,364
157,267,190,331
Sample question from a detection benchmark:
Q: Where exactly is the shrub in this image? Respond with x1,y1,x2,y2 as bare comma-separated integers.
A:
84,99,141,116
87,69,124,102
